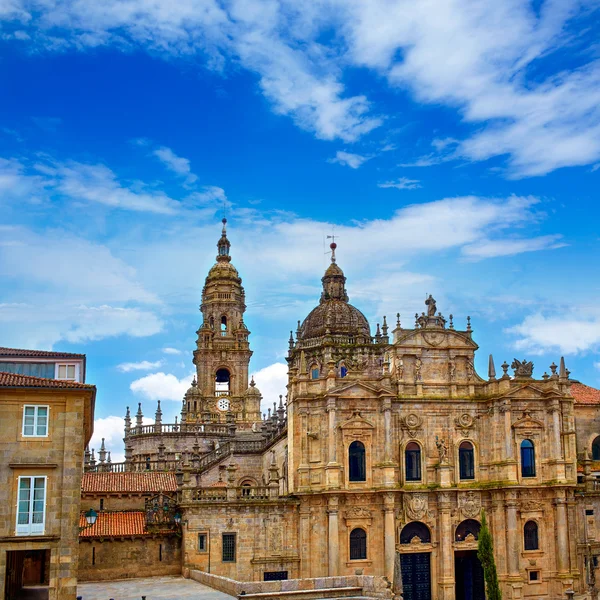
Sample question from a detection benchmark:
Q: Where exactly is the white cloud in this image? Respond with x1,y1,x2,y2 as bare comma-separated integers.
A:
89,416,127,463
462,235,566,260
250,362,288,416
595,362,600,370
378,177,422,190
130,371,195,401
328,151,370,169
162,347,182,355
507,313,600,355
153,146,197,184
117,360,163,372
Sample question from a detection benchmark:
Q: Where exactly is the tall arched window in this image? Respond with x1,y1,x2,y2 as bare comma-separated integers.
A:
524,520,539,550
349,441,366,482
215,368,230,393
405,442,422,481
593,436,600,460
220,316,227,333
349,528,367,560
459,441,475,480
521,439,536,477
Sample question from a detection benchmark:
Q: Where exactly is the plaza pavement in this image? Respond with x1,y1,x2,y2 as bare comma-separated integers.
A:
77,575,234,600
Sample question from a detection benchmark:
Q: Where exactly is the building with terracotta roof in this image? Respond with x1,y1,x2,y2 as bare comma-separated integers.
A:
0,371,95,600
0,347,86,383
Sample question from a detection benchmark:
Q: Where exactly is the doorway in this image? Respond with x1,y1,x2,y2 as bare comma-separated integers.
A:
400,552,431,600
455,550,485,600
5,550,49,600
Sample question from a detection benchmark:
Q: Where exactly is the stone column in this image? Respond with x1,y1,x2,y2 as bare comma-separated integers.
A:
327,399,337,464
555,492,570,574
383,401,392,462
328,495,340,577
438,492,454,600
383,493,396,583
490,492,508,577
505,491,520,579
299,497,312,578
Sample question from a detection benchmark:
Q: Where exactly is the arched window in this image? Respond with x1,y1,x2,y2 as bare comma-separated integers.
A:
593,436,600,461
240,481,252,497
400,522,431,544
349,528,367,560
405,442,422,481
215,368,230,392
349,441,366,482
459,441,475,480
521,439,536,477
524,520,539,550
311,366,319,380
455,519,481,541
340,363,348,378
220,316,227,333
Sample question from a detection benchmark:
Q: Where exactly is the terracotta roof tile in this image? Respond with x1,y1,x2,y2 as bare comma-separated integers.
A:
0,371,95,390
79,511,166,538
571,382,600,405
82,472,178,493
0,346,85,359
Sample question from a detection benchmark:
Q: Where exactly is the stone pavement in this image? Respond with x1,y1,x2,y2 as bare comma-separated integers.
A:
77,576,234,600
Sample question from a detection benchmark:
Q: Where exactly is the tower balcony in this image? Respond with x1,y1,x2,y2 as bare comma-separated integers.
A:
215,390,230,397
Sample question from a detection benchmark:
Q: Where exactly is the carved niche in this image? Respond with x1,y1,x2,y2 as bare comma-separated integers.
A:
458,491,481,519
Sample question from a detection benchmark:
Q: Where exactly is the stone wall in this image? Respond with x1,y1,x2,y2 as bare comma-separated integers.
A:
78,536,181,581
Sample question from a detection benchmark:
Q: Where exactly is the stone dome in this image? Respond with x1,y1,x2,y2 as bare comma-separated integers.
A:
299,250,370,340
185,377,201,397
244,377,262,397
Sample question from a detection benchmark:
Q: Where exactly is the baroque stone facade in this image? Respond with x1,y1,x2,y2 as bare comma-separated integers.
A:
89,223,600,600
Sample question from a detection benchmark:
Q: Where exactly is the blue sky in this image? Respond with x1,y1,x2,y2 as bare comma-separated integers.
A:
1,0,599,459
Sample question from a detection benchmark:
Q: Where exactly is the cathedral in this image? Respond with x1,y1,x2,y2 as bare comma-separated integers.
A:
85,219,600,600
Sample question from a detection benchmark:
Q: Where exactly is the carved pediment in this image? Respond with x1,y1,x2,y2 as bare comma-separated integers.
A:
339,411,375,430
345,506,373,522
394,328,478,350
512,413,544,430
328,381,394,398
498,384,547,401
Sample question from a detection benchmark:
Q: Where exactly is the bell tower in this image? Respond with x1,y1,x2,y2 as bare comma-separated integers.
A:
188,219,261,427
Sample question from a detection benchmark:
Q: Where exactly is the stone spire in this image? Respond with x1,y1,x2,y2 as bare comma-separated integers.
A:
136,403,143,428
488,354,496,381
155,400,163,425
124,406,131,436
216,217,231,261
98,438,107,464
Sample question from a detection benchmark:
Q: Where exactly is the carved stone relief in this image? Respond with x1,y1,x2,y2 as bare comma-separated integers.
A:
405,493,428,520
458,491,481,519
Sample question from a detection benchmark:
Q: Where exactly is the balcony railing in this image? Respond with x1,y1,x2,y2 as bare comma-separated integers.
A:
127,423,231,436
191,486,277,503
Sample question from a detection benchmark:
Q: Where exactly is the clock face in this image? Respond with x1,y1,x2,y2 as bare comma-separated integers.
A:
217,398,230,412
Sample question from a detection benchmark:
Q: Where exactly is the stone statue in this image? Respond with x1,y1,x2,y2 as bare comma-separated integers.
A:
397,359,404,381
435,436,448,463
414,357,422,382
449,361,456,382
425,294,437,317
511,358,534,378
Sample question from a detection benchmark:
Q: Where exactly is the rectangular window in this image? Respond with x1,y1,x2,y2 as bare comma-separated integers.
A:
198,532,208,552
56,364,77,380
222,533,236,562
529,570,539,582
16,476,46,536
22,406,49,437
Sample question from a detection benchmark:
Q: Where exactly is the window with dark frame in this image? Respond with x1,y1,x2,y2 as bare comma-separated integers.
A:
348,441,366,482
349,528,367,560
593,436,600,460
459,441,475,480
524,520,539,550
405,442,421,481
529,570,539,581
222,533,236,562
198,532,208,552
521,439,536,477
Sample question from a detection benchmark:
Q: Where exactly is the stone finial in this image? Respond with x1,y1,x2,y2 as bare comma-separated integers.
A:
375,323,381,340
90,448,96,467
415,313,419,327
559,356,567,379
382,315,388,337
542,372,549,381
449,314,454,329
99,438,107,464
296,320,301,340
488,354,496,381
107,451,112,464
511,358,534,378
501,361,509,378
289,331,294,350
84,445,91,465
155,400,163,424
396,313,401,328
466,316,472,332
136,402,143,428
550,361,558,377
